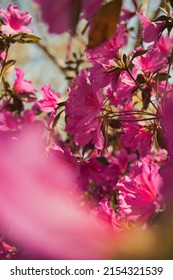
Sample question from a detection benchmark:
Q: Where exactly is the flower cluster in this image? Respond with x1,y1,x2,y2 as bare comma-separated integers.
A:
0,2,173,259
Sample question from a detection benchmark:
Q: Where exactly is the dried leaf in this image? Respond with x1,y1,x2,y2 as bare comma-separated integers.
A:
87,0,122,49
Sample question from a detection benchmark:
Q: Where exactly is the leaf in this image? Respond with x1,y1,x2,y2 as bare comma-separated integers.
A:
170,0,173,8
87,0,122,49
96,157,110,166
156,128,167,150
71,0,82,35
155,72,170,81
109,119,121,129
52,110,64,129
131,49,148,61
5,96,23,113
1,60,16,76
152,15,168,22
15,33,41,44
142,87,151,110
136,74,146,84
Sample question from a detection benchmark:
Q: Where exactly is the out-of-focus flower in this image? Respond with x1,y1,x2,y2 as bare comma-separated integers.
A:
0,50,6,62
0,110,22,132
34,0,104,34
0,126,115,259
0,5,32,35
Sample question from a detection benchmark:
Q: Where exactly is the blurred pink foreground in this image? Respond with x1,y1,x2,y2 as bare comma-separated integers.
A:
0,126,115,259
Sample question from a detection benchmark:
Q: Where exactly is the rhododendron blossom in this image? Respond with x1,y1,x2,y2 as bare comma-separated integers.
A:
117,158,163,223
66,71,104,149
36,85,60,113
137,12,165,44
0,5,32,35
13,68,36,99
0,0,172,260
133,48,167,74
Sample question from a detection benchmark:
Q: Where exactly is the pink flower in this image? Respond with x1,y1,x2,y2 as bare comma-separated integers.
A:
160,159,173,208
35,0,104,34
0,110,21,132
36,85,60,113
86,24,127,65
86,25,127,91
35,0,73,34
65,71,104,149
133,48,167,73
109,70,136,105
157,34,173,56
0,5,32,35
13,68,36,100
117,158,163,223
0,237,16,259
137,12,165,43
120,122,152,157
0,50,6,62
111,149,137,173
78,158,119,191
92,198,129,232
82,0,103,20
0,127,115,259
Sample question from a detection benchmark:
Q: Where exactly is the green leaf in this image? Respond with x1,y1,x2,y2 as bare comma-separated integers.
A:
57,101,66,107
131,49,148,61
52,110,64,129
122,53,127,64
153,15,168,22
155,72,170,81
109,119,121,129
170,0,173,8
96,157,110,166
136,74,146,84
142,87,151,110
1,60,16,76
15,33,41,44
156,128,167,150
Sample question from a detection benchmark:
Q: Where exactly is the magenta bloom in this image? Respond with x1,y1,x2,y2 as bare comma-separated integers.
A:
133,48,167,73
120,122,152,158
65,71,104,149
117,158,163,224
92,198,128,232
35,0,104,34
0,127,115,259
36,85,60,113
0,5,32,35
137,12,165,44
78,158,119,191
0,110,21,132
13,68,36,100
157,34,173,56
82,0,103,20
